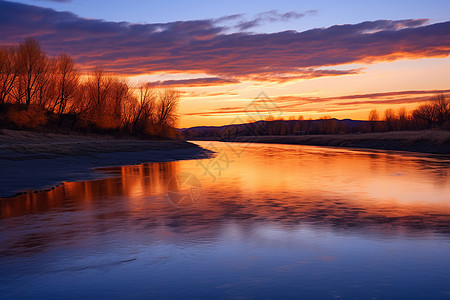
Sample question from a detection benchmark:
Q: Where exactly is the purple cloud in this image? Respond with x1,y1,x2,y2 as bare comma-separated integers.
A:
0,0,448,84
233,10,317,31
186,89,450,116
150,77,239,87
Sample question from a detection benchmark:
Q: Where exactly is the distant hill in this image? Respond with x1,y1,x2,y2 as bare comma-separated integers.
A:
181,118,372,140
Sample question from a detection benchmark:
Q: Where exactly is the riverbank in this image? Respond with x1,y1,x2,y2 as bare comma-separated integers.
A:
0,129,211,197
194,130,450,155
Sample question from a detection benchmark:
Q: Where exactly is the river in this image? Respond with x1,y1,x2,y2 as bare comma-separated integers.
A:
1,141,450,299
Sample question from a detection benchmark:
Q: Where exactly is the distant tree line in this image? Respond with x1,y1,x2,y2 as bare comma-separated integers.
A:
0,39,181,138
183,94,450,139
368,94,450,132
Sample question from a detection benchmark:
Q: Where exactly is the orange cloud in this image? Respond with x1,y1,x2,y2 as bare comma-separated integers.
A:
150,77,239,87
1,1,449,83
185,89,450,117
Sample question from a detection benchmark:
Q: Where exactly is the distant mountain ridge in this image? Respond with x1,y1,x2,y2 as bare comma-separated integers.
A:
181,118,371,139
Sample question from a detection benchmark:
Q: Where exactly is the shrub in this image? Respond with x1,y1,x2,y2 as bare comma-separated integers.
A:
7,105,48,129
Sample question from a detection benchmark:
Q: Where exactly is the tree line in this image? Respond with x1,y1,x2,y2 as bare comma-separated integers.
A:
183,94,449,138
0,39,180,138
368,94,450,132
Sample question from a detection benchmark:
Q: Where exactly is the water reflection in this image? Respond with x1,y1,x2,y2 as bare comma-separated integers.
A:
1,162,177,219
1,142,450,299
1,143,449,240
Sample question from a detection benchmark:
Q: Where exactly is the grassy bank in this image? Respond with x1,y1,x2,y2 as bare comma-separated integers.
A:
0,129,210,197
0,129,199,160
196,130,450,154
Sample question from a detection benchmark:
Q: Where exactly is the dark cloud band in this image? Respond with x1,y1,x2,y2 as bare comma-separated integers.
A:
185,89,450,116
0,0,449,83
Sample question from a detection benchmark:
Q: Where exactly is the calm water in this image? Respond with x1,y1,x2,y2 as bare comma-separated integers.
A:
1,141,450,299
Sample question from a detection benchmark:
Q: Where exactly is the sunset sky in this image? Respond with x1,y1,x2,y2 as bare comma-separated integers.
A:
1,0,449,128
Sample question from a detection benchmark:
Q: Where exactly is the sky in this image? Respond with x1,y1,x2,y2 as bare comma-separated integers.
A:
1,0,449,127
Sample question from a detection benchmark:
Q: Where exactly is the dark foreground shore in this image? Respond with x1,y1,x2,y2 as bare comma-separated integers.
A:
0,130,210,197
195,130,450,155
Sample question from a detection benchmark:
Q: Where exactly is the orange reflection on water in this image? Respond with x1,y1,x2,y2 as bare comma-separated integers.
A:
1,142,449,234
0,162,177,219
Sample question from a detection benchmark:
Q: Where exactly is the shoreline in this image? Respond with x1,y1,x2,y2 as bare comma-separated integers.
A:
190,130,450,155
0,130,211,198
2,130,449,197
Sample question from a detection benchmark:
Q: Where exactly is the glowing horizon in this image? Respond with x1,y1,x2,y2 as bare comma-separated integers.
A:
1,0,449,128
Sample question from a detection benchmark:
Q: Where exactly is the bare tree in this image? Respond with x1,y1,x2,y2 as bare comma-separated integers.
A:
82,67,115,128
90,67,112,109
396,107,409,130
0,46,19,104
10,73,26,104
52,54,79,117
411,94,449,129
412,103,435,128
121,93,139,131
368,109,379,132
431,94,449,128
109,78,130,128
384,109,396,131
132,83,156,134
319,116,337,134
156,88,180,127
1,39,183,137
35,57,57,109
17,39,48,106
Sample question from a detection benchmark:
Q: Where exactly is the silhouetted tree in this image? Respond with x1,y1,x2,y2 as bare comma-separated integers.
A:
35,57,57,109
109,78,130,128
432,94,450,128
1,39,182,138
17,39,48,106
319,116,337,134
413,101,437,129
0,46,19,104
396,107,409,130
384,109,396,131
131,83,156,134
412,94,449,129
156,88,179,127
52,54,79,118
368,109,379,132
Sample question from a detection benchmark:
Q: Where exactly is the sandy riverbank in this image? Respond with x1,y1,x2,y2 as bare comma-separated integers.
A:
0,130,211,197
198,130,450,155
